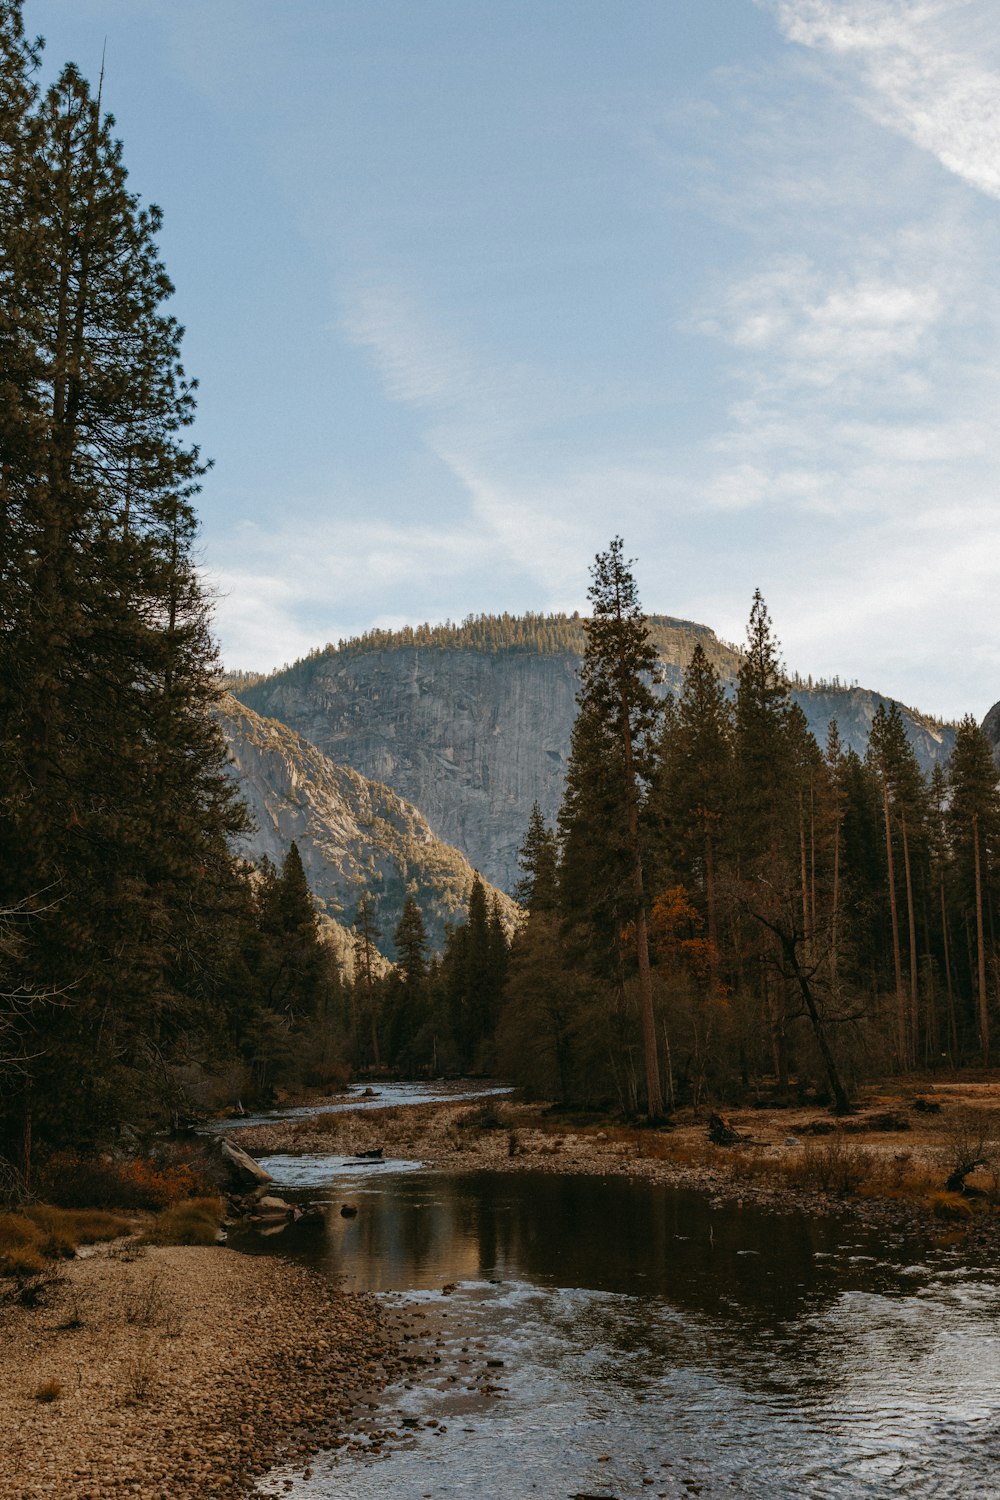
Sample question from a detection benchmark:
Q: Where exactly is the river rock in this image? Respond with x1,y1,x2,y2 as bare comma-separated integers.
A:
220,1137,274,1187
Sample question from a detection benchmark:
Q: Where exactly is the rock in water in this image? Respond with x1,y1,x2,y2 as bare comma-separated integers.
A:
220,1137,273,1188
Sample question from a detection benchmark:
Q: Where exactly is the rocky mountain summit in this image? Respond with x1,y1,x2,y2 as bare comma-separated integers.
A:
217,695,517,961
232,614,956,894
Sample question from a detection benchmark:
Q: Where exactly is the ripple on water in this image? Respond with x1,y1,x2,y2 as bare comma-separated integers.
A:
256,1154,425,1189
247,1166,1000,1500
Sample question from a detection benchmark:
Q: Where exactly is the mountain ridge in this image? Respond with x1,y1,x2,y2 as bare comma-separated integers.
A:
217,694,518,961
231,612,958,893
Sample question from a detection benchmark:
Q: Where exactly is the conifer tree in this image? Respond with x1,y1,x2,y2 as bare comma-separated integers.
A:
654,642,733,953
567,538,663,1115
734,590,793,865
947,717,1000,1062
394,896,429,987
351,893,382,1068
514,803,559,914
0,23,248,1163
868,704,927,1066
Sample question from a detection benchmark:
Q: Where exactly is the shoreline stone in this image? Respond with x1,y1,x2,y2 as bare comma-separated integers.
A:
0,1241,410,1500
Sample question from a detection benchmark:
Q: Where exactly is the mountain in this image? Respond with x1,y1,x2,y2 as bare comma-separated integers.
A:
232,613,956,894
217,695,517,960
983,700,1000,766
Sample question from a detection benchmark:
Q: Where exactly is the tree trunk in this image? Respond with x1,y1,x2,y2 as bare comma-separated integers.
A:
900,810,920,1062
940,875,957,1058
973,813,989,1064
882,779,907,1067
620,701,662,1117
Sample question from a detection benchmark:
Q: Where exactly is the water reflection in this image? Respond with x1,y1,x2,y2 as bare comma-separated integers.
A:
243,1170,1000,1500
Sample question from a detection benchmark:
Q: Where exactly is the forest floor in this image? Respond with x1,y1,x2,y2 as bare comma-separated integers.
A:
238,1076,1000,1253
0,1236,415,1500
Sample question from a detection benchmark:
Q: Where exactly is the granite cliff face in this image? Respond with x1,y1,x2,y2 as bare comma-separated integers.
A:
217,695,517,960
983,700,1000,766
234,616,956,894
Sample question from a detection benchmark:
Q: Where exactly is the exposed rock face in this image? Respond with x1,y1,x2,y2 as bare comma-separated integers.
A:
234,617,956,894
983,701,1000,766
790,686,954,776
218,694,517,959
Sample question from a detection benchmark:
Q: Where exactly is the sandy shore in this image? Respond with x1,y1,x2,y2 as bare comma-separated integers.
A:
0,1239,407,1500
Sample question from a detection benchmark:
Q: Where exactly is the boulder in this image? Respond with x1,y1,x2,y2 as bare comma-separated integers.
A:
255,1195,294,1215
220,1137,273,1188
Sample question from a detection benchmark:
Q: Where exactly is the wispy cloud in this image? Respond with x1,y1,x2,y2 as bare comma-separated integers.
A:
768,0,1000,198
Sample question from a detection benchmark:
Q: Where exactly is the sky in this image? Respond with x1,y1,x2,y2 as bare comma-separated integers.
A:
24,0,1000,720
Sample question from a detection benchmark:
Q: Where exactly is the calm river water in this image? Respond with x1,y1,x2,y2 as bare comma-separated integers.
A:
240,1114,1000,1500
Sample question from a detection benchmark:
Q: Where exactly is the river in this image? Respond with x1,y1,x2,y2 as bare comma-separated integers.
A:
234,1089,1000,1500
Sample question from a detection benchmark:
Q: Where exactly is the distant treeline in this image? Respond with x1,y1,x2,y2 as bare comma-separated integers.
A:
238,609,742,688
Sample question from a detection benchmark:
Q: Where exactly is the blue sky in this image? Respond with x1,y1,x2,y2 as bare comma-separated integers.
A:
26,0,1000,720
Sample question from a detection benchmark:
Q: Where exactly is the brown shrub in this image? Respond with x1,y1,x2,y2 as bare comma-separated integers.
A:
142,1197,223,1246
25,1206,132,1247
1,1242,46,1277
37,1149,213,1211
929,1191,975,1222
34,1379,63,1403
783,1136,873,1194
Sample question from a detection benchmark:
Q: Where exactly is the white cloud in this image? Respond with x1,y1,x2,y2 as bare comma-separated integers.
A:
769,0,1000,198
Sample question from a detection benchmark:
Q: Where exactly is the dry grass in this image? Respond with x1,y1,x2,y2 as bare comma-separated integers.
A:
0,1205,133,1277
141,1197,223,1247
929,1191,976,1222
33,1378,63,1403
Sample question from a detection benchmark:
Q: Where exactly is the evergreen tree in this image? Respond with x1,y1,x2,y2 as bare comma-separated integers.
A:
380,897,431,1071
514,803,559,913
653,642,733,952
254,843,326,1021
733,590,793,865
0,25,249,1166
394,896,429,987
947,717,1000,1062
867,703,928,1067
351,893,382,1069
566,538,664,1115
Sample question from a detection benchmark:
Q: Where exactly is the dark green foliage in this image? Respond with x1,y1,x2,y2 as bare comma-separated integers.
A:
733,590,795,864
514,803,559,913
0,10,347,1164
498,572,998,1114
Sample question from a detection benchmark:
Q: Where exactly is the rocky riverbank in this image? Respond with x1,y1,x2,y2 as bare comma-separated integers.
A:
0,1238,409,1500
235,1080,1000,1253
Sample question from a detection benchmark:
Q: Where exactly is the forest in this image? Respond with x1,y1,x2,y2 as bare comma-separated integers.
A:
2,0,999,1200
334,543,1000,1121
0,6,351,1180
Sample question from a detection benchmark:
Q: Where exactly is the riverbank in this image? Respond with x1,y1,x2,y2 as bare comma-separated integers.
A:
0,1237,407,1500
236,1078,1000,1251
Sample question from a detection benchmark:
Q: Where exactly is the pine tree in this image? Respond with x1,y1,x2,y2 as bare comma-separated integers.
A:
868,703,927,1067
514,803,558,914
733,590,793,866
351,894,382,1069
394,896,429,987
654,642,733,953
947,717,1000,1062
0,27,249,1165
568,538,664,1115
